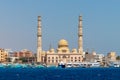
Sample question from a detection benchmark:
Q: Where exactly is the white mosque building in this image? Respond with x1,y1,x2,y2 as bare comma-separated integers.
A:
37,16,84,66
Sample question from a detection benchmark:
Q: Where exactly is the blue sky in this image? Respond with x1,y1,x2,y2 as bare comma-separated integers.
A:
0,0,120,55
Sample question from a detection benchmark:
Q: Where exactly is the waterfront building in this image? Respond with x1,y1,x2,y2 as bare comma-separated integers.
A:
37,16,84,66
12,49,35,63
94,54,104,62
107,52,116,62
13,49,33,58
0,48,8,62
85,52,96,62
85,51,104,63
46,39,83,66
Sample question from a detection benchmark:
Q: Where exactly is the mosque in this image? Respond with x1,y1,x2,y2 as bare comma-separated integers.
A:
37,16,84,66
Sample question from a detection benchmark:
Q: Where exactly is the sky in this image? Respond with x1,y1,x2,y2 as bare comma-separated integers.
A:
0,0,120,55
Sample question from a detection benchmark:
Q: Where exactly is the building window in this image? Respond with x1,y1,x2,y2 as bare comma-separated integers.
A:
71,57,73,59
75,57,77,59
56,57,58,59
56,60,58,63
48,60,50,63
52,57,54,59
48,57,50,59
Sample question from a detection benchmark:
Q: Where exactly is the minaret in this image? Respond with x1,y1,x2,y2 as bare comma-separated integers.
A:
37,16,42,62
78,15,83,55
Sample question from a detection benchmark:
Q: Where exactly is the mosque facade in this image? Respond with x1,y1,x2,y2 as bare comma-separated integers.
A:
37,16,84,66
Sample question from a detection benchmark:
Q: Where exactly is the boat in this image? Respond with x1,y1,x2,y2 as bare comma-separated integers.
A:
66,62,100,68
58,61,65,68
108,62,120,67
35,65,45,68
66,62,73,68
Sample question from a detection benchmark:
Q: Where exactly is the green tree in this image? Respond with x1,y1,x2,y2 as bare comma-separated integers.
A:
116,56,120,60
19,57,28,63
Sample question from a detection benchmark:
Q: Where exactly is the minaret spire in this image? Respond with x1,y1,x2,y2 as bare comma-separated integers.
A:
37,16,42,62
78,15,83,54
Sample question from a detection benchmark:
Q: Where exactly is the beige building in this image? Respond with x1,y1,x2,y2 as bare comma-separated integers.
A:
37,16,84,66
0,49,8,62
13,49,33,58
46,39,83,66
107,52,116,62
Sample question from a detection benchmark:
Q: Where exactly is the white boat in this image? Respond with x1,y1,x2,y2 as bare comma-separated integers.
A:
88,62,100,67
109,62,120,67
66,62,100,68
66,63,73,68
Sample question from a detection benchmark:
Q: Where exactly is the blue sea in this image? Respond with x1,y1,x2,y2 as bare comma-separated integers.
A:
0,67,120,80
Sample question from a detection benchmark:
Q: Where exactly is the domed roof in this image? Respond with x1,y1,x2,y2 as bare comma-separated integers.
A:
58,39,68,46
50,48,55,52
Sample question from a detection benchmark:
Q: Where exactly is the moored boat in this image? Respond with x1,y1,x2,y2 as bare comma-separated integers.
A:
58,61,65,68
66,62,100,68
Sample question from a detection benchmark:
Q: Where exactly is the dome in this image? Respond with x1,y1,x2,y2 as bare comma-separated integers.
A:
50,48,55,53
58,39,68,47
72,49,77,53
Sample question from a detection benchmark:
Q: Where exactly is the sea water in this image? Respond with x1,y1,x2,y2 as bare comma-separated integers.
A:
0,67,120,80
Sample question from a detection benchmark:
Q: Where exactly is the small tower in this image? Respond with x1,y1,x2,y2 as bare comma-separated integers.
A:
78,15,83,55
37,16,42,62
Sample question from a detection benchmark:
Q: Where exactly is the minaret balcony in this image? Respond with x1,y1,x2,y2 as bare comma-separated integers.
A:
37,35,42,37
78,34,83,36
